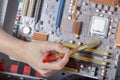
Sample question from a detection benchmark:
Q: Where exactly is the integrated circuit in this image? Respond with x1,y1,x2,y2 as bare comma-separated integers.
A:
90,16,110,37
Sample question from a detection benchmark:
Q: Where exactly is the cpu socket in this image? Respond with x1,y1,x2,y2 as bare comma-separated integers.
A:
90,16,110,37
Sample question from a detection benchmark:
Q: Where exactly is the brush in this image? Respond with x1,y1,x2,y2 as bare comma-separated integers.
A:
42,39,101,63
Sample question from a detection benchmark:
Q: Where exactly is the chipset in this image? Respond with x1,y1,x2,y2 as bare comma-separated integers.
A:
90,16,110,37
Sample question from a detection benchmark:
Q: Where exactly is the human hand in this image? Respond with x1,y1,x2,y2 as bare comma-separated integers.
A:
15,41,70,77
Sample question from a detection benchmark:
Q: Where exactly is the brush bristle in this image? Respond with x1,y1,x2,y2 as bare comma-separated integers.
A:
86,39,101,48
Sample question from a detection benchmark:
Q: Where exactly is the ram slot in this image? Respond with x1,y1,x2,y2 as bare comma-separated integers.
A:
60,42,109,56
27,0,36,17
63,67,78,73
21,0,29,16
55,0,65,34
70,55,107,66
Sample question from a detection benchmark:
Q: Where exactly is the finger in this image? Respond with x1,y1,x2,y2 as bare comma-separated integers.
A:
58,51,70,66
40,52,70,70
43,51,51,57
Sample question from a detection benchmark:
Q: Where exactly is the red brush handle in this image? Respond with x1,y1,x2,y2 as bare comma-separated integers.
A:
42,55,57,63
42,54,64,63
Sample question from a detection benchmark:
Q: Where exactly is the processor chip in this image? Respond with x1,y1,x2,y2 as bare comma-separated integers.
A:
90,16,110,37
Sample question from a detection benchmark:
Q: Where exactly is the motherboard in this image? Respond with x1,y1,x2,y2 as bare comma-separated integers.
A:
1,0,120,80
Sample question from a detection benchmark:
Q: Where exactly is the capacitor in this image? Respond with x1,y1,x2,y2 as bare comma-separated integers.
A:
111,19,114,23
101,69,106,73
75,34,79,38
69,6,73,10
108,11,113,15
72,10,74,14
108,32,111,36
68,15,72,20
101,72,106,77
68,9,72,13
101,69,106,77
82,2,86,6
49,31,54,34
70,40,75,44
70,3,73,7
101,66,106,69
88,66,92,70
103,56,108,59
113,45,117,49
96,9,100,12
45,3,48,8
80,64,84,69
102,10,106,13
77,42,82,46
22,26,31,34
70,0,74,4
77,10,81,15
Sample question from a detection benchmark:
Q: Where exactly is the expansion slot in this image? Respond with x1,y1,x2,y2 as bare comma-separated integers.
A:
27,0,36,17
21,0,29,16
70,55,107,66
55,0,65,34
60,42,109,56
34,0,42,23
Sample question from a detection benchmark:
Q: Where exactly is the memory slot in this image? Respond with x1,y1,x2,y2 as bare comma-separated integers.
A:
63,67,78,73
70,55,107,66
27,0,36,17
60,42,109,56
21,0,29,16
84,48,109,56
55,0,65,34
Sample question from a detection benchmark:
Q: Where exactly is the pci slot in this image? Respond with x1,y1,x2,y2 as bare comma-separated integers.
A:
27,0,36,17
55,0,65,34
34,0,43,23
21,0,29,16
70,55,107,66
